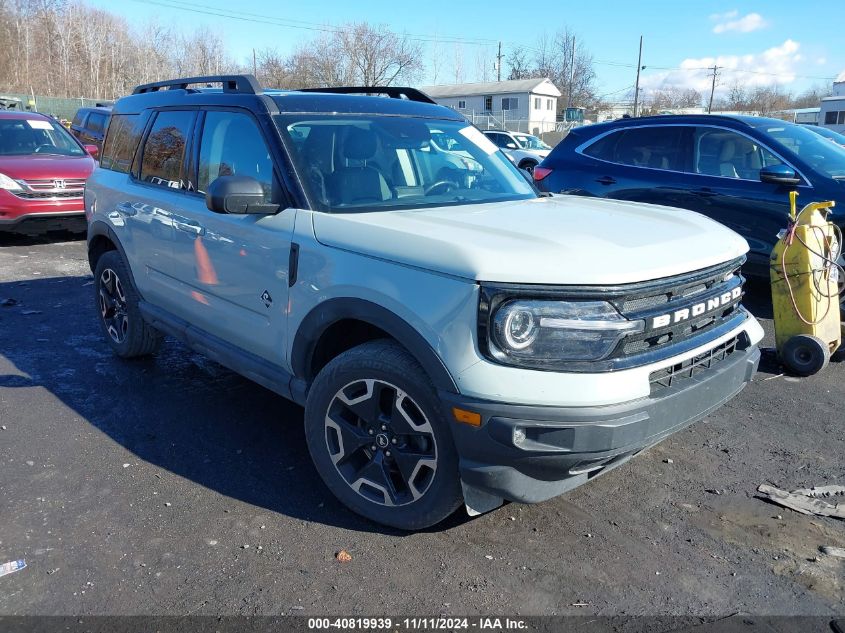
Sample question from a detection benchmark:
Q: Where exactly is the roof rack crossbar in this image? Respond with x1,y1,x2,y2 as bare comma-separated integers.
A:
297,86,436,104
132,74,262,96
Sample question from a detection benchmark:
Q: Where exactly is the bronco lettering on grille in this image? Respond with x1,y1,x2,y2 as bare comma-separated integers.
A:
651,286,741,329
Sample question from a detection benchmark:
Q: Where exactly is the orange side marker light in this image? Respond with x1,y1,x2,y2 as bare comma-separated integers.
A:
452,407,482,427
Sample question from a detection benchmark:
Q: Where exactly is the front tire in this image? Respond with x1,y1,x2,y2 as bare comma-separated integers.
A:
304,340,463,530
94,250,162,358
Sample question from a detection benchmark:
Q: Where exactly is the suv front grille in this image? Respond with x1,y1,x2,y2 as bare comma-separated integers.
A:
609,257,745,360
12,178,85,200
649,333,747,394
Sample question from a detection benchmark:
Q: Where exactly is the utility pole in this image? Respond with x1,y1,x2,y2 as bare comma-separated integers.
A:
566,35,576,109
707,64,720,113
633,35,643,117
496,41,503,82
252,48,257,77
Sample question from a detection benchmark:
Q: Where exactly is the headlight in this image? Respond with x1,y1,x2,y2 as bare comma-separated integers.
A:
0,172,23,192
489,300,644,364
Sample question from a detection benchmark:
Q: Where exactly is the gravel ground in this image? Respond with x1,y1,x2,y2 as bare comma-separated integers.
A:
0,232,843,617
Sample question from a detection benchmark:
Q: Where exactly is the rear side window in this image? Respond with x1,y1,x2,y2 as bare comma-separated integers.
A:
139,111,194,189
487,132,513,148
100,114,144,173
72,111,85,127
197,111,274,198
584,127,686,171
87,112,107,134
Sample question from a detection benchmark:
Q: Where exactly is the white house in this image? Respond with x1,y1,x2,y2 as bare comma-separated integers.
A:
420,78,562,134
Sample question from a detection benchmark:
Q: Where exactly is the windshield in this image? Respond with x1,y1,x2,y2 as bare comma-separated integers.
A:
0,117,85,157
514,134,551,150
755,121,845,179
276,115,536,212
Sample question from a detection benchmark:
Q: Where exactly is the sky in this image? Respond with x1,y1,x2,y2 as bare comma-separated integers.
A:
89,0,843,101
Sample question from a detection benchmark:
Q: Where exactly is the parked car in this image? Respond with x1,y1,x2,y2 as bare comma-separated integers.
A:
85,75,762,530
807,125,845,148
70,106,111,156
428,128,483,185
482,129,551,173
534,115,845,278
0,111,97,234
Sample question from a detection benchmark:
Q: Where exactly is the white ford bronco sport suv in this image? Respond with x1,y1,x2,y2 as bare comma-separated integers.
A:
85,75,763,530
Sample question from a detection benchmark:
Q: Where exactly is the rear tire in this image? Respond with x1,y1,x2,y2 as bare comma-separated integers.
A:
304,340,463,530
781,334,829,376
94,250,162,358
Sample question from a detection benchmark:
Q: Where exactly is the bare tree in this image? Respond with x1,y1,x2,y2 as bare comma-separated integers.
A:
452,44,465,84
507,46,534,80
336,23,422,86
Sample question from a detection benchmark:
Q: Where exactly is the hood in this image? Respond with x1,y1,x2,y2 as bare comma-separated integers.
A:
0,155,95,181
312,196,750,285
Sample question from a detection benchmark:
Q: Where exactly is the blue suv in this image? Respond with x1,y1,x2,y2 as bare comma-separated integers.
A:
534,115,845,277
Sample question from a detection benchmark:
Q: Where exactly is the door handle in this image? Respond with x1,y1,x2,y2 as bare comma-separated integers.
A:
115,202,137,216
595,176,616,185
174,220,205,236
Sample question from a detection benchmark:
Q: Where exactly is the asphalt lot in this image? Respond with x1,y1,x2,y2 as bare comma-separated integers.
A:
0,231,843,617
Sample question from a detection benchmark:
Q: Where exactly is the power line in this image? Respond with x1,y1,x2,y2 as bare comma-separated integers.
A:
127,0,500,47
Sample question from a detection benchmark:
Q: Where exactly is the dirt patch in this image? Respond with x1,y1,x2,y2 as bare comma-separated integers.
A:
692,497,845,602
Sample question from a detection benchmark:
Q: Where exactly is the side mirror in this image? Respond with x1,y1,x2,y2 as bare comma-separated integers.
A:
84,144,99,159
760,164,800,186
206,175,279,215
505,142,518,149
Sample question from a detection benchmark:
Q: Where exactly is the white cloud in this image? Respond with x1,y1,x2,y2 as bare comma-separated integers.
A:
711,10,768,34
640,40,804,97
816,57,826,65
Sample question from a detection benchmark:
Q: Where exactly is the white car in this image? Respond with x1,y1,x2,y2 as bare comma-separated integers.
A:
482,129,552,173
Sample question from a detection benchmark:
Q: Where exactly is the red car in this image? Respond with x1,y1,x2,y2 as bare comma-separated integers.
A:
0,111,98,234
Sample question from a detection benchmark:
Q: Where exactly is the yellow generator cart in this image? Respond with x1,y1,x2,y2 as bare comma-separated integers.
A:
770,193,843,376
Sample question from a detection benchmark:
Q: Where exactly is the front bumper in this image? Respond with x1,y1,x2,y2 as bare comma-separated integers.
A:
442,342,760,505
0,210,86,234
0,188,86,233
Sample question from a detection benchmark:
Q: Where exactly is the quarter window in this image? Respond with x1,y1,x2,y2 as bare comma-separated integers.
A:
100,114,143,173
584,126,685,171
139,110,194,189
197,111,274,198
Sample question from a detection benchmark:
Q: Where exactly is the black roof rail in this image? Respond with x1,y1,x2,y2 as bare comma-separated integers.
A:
297,86,436,104
132,74,262,96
